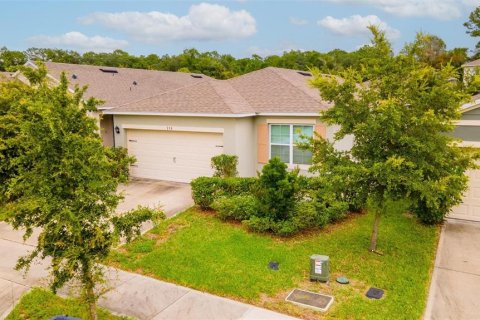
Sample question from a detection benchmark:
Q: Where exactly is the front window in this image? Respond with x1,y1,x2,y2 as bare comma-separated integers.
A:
270,124,313,165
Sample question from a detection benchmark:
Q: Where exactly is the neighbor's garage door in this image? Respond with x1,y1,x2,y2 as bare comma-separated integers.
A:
449,169,480,221
126,129,223,183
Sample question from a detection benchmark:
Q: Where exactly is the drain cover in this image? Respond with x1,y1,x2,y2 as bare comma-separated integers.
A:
366,287,384,299
268,261,279,270
336,276,349,284
285,289,334,312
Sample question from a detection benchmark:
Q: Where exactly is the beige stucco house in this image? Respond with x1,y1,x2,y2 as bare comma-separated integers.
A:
35,61,353,183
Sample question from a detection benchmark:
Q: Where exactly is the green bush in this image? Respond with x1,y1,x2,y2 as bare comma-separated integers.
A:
211,154,238,178
191,176,256,210
105,146,136,183
213,195,258,221
243,216,276,233
255,157,300,221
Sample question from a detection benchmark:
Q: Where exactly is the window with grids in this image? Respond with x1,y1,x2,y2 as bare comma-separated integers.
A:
269,124,313,165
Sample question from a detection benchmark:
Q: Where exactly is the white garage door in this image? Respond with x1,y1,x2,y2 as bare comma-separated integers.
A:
449,169,480,221
126,129,223,183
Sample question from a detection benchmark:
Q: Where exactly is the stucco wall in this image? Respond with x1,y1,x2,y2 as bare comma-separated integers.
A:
100,114,114,147
112,114,256,177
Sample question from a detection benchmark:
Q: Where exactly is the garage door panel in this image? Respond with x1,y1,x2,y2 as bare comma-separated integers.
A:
126,129,223,183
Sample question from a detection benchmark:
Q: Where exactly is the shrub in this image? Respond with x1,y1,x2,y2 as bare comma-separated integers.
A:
243,216,276,233
191,176,257,210
255,157,300,221
213,195,258,221
105,147,136,183
211,154,238,178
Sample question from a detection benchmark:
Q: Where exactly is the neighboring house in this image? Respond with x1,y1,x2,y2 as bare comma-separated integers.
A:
32,61,353,183
449,60,480,221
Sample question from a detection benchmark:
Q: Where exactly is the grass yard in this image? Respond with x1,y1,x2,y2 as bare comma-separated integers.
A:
109,207,439,320
6,288,128,320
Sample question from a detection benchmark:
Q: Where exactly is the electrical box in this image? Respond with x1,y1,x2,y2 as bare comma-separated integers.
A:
310,254,329,282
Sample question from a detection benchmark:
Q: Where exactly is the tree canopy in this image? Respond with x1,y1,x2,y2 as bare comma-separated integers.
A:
465,6,480,58
310,27,478,252
0,64,161,319
0,38,470,79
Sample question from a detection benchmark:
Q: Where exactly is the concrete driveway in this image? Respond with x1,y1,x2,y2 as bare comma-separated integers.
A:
117,178,193,218
425,218,480,319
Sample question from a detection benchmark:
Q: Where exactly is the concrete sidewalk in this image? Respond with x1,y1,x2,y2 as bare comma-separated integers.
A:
424,218,480,320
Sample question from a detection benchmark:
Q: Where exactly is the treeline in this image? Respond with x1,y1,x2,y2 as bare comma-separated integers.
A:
0,32,473,79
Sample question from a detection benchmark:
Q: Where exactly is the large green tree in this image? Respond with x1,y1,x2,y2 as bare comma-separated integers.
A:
465,6,480,58
310,27,478,251
0,64,159,319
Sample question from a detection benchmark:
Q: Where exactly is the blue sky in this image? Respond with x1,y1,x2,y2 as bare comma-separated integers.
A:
1,0,478,57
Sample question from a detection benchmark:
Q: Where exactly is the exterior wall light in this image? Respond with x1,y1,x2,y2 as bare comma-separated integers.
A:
115,126,120,134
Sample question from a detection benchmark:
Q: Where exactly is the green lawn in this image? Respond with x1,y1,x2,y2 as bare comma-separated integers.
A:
109,207,439,320
6,288,128,320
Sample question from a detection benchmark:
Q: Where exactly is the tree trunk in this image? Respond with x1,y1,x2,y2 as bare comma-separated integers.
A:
86,284,97,320
369,207,382,252
82,262,98,320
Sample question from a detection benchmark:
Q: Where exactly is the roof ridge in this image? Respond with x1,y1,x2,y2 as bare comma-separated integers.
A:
209,80,255,114
44,61,210,77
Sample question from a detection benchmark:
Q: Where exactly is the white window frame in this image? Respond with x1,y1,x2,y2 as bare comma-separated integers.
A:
268,124,313,167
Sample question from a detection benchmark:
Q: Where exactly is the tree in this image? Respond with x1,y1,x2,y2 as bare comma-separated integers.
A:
310,27,478,252
464,6,480,58
0,64,160,319
403,32,447,68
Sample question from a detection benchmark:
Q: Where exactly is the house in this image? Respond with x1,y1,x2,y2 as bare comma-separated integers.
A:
11,61,480,220
34,61,353,183
448,60,480,221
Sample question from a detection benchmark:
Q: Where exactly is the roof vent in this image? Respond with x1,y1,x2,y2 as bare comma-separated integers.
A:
132,81,138,86
190,74,203,79
297,71,312,77
99,68,118,74
72,74,77,79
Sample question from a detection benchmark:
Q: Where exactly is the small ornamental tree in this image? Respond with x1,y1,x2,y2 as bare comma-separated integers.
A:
256,157,300,221
310,27,478,252
0,64,159,319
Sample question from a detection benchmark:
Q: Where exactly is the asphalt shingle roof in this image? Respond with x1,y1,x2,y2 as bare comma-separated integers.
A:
42,62,331,115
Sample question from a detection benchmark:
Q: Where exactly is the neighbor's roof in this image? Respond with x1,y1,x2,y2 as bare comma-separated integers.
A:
42,62,208,110
40,62,330,115
462,59,480,67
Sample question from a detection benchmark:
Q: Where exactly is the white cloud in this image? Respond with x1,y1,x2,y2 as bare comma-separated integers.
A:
28,32,128,52
318,15,400,39
328,0,464,20
79,3,256,43
289,17,309,26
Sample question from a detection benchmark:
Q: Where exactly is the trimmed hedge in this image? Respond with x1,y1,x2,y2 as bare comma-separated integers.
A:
212,195,258,221
191,176,257,210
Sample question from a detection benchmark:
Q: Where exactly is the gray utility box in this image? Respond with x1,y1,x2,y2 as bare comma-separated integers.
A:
310,255,329,282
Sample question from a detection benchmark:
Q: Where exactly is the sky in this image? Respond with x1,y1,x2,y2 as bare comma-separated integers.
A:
0,0,479,57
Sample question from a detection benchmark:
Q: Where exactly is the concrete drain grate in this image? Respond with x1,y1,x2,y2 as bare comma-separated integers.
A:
285,288,334,312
